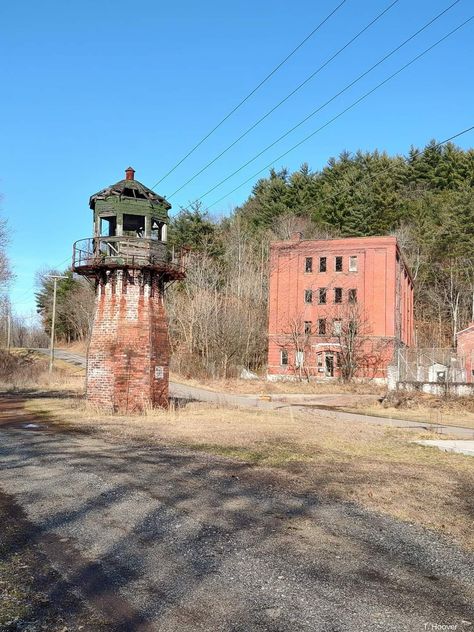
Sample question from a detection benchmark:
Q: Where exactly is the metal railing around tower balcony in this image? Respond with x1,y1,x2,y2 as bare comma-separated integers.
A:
72,236,185,277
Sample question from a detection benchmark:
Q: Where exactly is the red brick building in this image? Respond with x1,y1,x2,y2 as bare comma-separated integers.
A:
267,235,414,380
456,324,474,383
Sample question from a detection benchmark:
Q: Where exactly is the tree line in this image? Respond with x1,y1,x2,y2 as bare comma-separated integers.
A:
32,139,474,377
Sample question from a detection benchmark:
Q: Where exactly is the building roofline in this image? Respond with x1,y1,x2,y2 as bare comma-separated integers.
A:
269,234,415,284
456,324,474,336
270,234,397,247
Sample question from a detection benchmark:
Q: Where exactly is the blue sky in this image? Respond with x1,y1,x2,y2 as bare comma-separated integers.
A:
1,0,473,316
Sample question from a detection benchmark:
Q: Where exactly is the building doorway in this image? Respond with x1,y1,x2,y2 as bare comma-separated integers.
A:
325,353,335,377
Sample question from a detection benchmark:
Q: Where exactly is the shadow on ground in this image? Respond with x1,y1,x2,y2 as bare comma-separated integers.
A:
0,394,473,632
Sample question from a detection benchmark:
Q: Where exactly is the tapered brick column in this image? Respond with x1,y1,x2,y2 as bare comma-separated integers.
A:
86,269,170,412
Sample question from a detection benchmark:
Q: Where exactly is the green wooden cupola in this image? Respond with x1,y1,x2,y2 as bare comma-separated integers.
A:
89,167,171,242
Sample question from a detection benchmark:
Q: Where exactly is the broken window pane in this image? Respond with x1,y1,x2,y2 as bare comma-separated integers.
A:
318,318,326,335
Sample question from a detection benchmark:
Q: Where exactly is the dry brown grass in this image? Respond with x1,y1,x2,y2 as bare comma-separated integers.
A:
0,350,85,394
170,372,385,396
25,395,474,551
345,391,474,430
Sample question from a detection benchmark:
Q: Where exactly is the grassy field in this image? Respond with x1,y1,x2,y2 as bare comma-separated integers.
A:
170,372,386,395
2,350,473,550
343,392,474,430
24,393,474,551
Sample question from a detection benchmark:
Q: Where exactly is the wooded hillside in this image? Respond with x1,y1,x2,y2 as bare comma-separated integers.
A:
37,139,474,377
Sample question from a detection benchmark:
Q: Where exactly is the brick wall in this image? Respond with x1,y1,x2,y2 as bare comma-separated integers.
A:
86,269,170,412
267,235,414,380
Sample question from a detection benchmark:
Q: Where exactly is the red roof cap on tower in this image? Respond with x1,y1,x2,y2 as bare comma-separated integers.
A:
125,166,135,181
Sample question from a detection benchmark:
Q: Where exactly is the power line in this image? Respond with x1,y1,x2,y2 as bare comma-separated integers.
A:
203,16,473,211
204,15,474,208
168,0,401,199
185,0,465,208
151,0,348,189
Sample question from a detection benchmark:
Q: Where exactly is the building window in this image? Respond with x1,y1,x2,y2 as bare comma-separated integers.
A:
151,218,165,241
334,288,342,303
305,289,313,304
123,214,145,237
319,288,327,304
333,319,342,335
348,288,357,303
349,320,358,336
305,257,313,273
100,215,117,237
280,349,289,366
318,318,327,335
317,352,324,370
349,256,358,272
335,256,343,272
295,351,304,368
319,257,327,272
304,321,312,335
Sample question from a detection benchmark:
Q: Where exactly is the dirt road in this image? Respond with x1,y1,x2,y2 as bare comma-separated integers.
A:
0,395,473,631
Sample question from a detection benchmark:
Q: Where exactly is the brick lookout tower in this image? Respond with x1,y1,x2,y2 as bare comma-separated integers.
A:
72,168,184,412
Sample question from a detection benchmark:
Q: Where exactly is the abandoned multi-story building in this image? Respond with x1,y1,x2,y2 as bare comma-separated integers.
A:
72,167,184,411
267,234,414,380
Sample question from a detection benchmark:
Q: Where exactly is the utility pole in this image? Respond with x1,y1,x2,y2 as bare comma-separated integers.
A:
6,307,11,351
46,275,67,373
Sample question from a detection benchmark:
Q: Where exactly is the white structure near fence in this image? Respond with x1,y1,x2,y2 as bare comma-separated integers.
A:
389,347,474,396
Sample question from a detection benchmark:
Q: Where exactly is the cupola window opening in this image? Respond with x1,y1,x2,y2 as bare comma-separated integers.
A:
100,216,117,237
123,213,145,237
151,218,166,241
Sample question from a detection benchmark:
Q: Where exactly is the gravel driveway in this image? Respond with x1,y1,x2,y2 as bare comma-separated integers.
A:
0,399,473,631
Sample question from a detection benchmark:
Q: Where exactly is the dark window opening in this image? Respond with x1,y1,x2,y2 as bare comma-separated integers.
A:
325,353,334,377
123,214,145,237
100,215,116,237
334,288,343,303
281,349,289,366
304,321,312,335
348,288,357,303
305,289,313,304
335,256,343,272
349,320,358,336
319,288,327,304
305,257,313,273
318,318,326,335
319,257,327,272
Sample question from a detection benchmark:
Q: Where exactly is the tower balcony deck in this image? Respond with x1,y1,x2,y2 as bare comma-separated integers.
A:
72,236,185,280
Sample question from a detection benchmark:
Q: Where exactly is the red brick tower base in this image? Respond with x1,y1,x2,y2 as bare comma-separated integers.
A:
86,269,170,412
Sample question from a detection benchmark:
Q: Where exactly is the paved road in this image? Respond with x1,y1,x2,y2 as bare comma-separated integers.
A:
0,396,473,631
43,348,474,439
